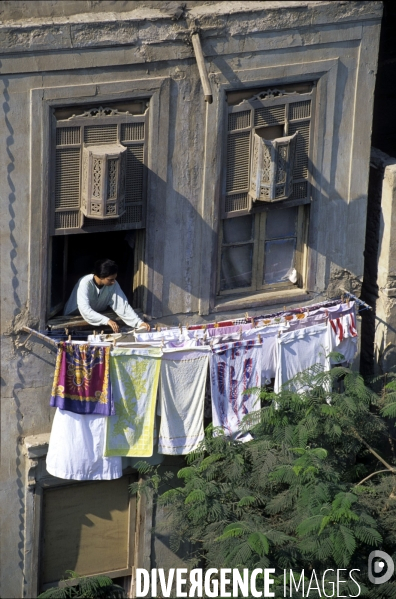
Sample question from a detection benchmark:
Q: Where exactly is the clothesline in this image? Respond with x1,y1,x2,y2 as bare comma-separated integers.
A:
21,295,369,349
339,288,372,312
46,300,359,480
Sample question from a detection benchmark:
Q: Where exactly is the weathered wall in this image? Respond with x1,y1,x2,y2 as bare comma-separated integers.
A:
0,1,218,21
369,149,396,374
0,2,382,597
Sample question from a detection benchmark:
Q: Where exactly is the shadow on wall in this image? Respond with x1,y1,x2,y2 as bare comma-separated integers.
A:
3,68,26,580
142,65,363,320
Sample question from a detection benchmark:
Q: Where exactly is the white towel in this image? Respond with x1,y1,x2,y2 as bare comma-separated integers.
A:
274,322,331,393
243,324,288,383
158,348,210,455
135,328,184,342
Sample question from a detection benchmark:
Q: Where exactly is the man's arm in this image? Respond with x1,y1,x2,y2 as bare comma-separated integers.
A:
109,283,149,329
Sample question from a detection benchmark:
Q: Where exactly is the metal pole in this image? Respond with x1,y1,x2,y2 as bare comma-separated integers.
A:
20,326,59,349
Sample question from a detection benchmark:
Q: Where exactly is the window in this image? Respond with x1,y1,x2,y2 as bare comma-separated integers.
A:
48,229,145,320
218,83,314,296
40,476,136,592
48,101,149,320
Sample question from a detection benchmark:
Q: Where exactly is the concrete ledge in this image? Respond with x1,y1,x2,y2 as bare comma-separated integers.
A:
0,1,382,55
213,288,311,313
24,433,50,459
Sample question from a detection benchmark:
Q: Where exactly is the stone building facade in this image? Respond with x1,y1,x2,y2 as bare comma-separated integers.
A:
0,1,382,597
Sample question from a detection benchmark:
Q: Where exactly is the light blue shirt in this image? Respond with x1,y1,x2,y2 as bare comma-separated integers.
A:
64,274,143,328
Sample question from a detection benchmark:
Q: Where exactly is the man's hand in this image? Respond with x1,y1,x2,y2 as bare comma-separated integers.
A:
137,322,151,332
108,319,120,333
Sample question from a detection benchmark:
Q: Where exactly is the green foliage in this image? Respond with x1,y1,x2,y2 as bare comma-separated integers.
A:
37,571,126,599
131,365,396,597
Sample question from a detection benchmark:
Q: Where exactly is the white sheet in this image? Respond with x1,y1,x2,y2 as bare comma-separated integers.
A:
46,409,122,480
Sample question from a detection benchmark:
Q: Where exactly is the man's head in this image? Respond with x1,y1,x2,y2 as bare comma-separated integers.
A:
93,258,118,286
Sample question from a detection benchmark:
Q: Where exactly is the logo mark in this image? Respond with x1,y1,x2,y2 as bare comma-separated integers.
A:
368,550,394,584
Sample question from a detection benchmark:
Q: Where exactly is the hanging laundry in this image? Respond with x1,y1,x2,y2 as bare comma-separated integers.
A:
328,311,358,365
50,342,113,416
46,409,122,480
188,320,235,330
163,338,199,349
135,329,184,342
243,324,289,383
210,340,262,442
114,341,163,348
210,333,243,346
104,347,161,457
274,322,331,393
207,323,253,337
158,348,210,455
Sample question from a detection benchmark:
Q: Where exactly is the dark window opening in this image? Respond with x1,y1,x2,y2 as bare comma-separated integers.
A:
48,229,145,322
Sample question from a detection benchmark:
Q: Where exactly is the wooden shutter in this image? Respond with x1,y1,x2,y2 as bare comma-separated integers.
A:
54,130,83,230
287,99,312,201
223,87,314,217
52,106,148,234
40,477,136,589
222,108,253,218
249,131,298,202
81,144,127,219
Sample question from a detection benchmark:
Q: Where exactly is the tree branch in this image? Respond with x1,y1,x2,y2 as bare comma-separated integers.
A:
351,428,396,472
356,469,392,486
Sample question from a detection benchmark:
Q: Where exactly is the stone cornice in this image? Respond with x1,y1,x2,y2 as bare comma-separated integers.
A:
0,1,382,56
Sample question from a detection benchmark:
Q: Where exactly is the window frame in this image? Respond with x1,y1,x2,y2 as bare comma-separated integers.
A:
46,228,146,323
197,60,341,316
29,77,171,328
217,204,309,296
216,84,316,298
39,476,137,592
23,435,152,598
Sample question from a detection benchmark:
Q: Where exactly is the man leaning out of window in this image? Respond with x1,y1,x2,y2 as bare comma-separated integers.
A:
64,258,150,333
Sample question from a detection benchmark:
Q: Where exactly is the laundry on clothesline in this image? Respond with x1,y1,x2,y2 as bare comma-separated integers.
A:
210,339,262,442
46,409,122,480
274,322,331,394
46,298,360,480
328,312,358,365
104,347,161,458
158,347,210,455
50,342,114,416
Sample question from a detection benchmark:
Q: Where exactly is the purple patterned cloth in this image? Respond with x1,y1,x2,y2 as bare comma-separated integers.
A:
210,340,262,441
50,342,114,415
207,323,253,337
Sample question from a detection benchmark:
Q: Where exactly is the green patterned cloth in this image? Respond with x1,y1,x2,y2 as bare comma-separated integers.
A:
104,348,161,457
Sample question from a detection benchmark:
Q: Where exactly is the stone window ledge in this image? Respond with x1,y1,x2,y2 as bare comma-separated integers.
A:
213,288,312,314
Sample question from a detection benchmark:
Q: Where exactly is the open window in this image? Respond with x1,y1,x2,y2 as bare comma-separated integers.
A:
218,83,314,296
48,100,148,323
48,229,145,320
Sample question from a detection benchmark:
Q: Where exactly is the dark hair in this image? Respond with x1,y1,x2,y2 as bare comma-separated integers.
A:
93,259,118,278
